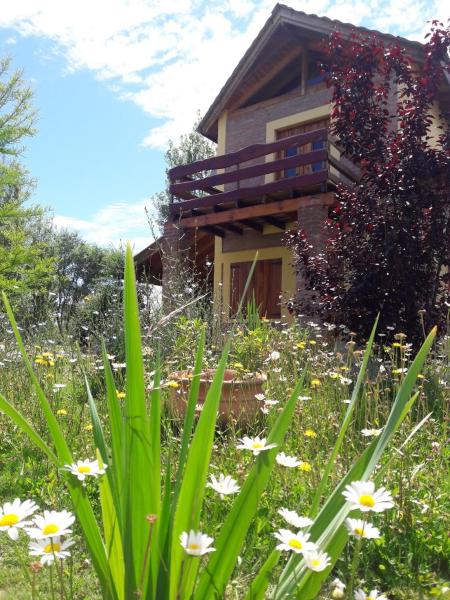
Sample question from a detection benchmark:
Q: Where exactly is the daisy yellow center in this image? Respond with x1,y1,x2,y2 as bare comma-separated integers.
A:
43,524,59,535
252,442,263,449
188,543,200,551
311,559,321,567
359,494,375,508
44,542,61,554
0,513,19,527
288,538,302,550
78,466,91,473
354,527,365,536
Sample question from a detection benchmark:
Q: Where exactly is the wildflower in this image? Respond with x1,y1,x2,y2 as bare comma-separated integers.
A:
26,510,75,539
236,436,277,456
166,380,179,389
304,429,317,438
345,518,380,539
269,351,280,361
207,474,240,499
392,368,407,375
232,362,245,370
297,342,306,349
254,393,266,401
339,376,352,385
298,461,312,472
304,548,331,571
56,409,67,416
274,529,315,554
0,499,39,541
361,428,383,437
310,379,321,387
298,395,311,401
29,536,74,565
354,589,388,600
343,481,394,513
278,508,313,529
180,530,215,556
53,383,66,391
331,578,346,599
84,424,93,431
276,452,301,468
64,459,107,482
309,340,316,346
116,391,126,399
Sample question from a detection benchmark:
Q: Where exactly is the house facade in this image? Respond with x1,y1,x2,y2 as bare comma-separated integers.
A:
135,4,445,320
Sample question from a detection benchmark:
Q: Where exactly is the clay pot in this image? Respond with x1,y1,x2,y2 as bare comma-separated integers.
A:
167,369,266,425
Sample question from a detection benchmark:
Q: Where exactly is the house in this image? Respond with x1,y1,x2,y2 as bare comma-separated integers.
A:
135,3,448,320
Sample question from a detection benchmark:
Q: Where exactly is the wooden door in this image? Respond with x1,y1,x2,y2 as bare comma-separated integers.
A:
230,259,282,319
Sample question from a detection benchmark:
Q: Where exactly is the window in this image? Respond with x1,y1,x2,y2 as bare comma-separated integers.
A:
230,259,282,319
276,118,329,179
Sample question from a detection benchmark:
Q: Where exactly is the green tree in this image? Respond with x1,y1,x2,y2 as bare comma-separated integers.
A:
152,114,215,231
0,56,54,296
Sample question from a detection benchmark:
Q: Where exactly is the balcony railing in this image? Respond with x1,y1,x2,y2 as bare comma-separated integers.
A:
169,128,359,217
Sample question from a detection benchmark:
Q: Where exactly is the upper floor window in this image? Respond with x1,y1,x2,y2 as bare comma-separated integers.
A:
276,118,329,179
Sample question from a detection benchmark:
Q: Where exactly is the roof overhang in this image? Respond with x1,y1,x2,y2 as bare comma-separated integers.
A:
198,3,427,142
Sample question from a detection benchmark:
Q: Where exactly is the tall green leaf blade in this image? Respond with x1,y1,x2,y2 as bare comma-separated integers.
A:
0,392,58,464
169,341,230,600
123,244,153,596
102,343,124,501
194,373,307,600
2,293,114,596
97,450,125,600
273,327,436,599
310,317,378,516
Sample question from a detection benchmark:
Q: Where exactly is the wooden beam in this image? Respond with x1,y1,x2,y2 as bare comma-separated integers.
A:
180,193,335,229
261,215,286,230
241,219,264,233
229,46,303,110
171,170,328,215
201,225,226,238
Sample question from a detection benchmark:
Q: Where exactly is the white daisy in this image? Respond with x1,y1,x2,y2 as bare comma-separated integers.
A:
236,436,277,456
29,536,74,565
64,458,107,481
278,508,313,529
354,589,388,600
0,499,39,541
361,428,383,437
273,529,316,554
346,518,380,539
207,474,240,499
26,510,75,539
180,530,215,556
343,481,394,513
276,452,301,468
304,548,331,571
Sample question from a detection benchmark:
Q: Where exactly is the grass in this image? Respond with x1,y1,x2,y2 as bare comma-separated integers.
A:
0,275,448,598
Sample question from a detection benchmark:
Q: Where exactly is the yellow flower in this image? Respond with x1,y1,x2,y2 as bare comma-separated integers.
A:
309,340,316,346
311,379,321,387
296,342,306,349
329,372,339,380
298,461,312,472
232,362,244,371
56,409,67,416
392,342,402,348
116,391,126,399
84,424,93,431
304,429,317,438
167,380,180,389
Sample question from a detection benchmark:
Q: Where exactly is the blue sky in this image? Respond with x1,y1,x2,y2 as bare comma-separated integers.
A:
0,0,445,251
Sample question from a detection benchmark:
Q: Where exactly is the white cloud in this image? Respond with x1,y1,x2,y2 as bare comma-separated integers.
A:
54,199,155,251
0,0,442,149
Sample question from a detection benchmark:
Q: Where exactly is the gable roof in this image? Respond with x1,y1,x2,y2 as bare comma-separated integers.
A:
198,3,426,142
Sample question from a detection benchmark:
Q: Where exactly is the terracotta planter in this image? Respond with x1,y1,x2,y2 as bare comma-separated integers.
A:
167,369,266,425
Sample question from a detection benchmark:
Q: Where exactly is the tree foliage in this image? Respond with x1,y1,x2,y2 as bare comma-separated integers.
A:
152,114,215,231
0,56,54,296
286,22,450,344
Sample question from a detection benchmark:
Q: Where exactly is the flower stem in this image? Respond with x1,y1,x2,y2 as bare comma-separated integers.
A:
347,515,367,598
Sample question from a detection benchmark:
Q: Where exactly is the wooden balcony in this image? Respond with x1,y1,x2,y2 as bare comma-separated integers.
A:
169,128,359,237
